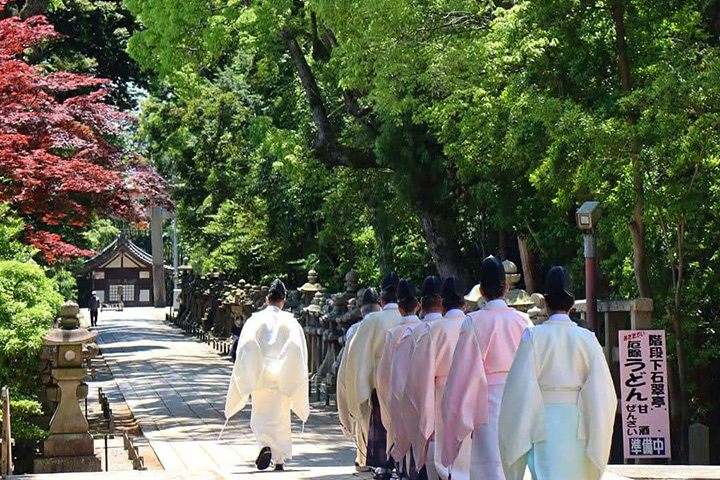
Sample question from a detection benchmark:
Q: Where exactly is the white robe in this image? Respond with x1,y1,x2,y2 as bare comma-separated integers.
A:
339,304,402,432
498,315,617,480
225,305,309,463
337,316,370,466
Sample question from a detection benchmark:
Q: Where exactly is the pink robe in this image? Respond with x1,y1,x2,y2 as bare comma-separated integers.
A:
404,310,467,472
376,314,421,448
440,300,532,473
387,313,441,460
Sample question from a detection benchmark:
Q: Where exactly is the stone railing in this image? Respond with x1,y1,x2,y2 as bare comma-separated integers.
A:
167,261,543,406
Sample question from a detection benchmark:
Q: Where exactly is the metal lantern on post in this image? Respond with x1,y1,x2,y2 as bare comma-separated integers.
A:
576,201,601,332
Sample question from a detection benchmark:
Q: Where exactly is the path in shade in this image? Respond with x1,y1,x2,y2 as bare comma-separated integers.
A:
89,307,365,479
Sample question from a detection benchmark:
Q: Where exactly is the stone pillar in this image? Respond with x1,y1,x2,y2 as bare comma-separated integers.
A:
689,423,710,465
150,206,166,307
34,303,100,473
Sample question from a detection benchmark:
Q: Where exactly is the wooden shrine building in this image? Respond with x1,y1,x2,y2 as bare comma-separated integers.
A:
77,234,170,307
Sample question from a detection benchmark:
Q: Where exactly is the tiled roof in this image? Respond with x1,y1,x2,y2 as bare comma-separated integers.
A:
77,233,172,274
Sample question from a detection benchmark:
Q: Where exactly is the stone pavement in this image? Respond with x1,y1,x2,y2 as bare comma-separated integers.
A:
85,307,366,479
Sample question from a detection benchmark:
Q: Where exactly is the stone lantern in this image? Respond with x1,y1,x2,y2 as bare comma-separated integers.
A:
34,302,101,473
299,269,322,305
465,259,534,312
503,260,534,311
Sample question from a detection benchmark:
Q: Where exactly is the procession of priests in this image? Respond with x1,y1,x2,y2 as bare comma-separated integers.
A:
338,258,617,480
224,258,617,479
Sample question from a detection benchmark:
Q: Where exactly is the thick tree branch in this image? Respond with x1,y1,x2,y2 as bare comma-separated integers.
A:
20,0,50,19
311,13,331,62
281,29,377,169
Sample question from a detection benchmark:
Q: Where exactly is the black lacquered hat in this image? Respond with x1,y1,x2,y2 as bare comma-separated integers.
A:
362,287,381,306
397,279,417,301
544,266,574,304
479,256,505,296
421,275,443,298
381,271,400,294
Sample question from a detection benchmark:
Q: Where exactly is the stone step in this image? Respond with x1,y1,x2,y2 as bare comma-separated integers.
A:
19,466,720,480
19,471,225,480
608,465,720,479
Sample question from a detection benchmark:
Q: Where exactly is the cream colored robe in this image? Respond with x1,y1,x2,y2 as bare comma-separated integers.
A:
498,316,617,480
341,304,402,428
225,305,309,462
337,315,370,465
376,314,421,448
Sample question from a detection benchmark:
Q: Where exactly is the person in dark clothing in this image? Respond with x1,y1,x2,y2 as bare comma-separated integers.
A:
90,291,100,327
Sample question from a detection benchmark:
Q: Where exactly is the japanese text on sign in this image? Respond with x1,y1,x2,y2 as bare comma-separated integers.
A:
618,330,671,459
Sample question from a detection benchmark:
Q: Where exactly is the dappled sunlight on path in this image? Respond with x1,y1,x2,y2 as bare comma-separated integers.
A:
89,307,366,479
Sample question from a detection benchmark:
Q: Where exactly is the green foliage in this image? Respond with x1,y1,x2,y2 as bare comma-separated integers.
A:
47,0,149,109
0,204,33,262
48,268,78,302
81,218,121,252
0,260,62,393
0,208,62,442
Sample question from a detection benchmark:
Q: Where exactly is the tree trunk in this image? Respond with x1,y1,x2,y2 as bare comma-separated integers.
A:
498,230,509,260
20,0,50,19
670,308,690,462
282,28,470,282
671,222,690,462
629,217,652,297
610,0,652,299
517,235,540,293
418,207,471,288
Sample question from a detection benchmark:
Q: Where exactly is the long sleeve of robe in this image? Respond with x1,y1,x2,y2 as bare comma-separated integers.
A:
404,324,435,465
497,321,617,480
389,325,423,459
377,317,420,437
337,324,359,436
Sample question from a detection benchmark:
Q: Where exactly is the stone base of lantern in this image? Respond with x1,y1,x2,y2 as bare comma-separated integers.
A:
34,432,101,473
43,432,95,457
34,455,101,473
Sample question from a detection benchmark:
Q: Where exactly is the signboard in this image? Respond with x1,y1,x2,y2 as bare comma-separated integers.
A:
618,330,671,459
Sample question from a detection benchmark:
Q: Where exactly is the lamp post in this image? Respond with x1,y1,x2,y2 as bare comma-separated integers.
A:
576,201,601,331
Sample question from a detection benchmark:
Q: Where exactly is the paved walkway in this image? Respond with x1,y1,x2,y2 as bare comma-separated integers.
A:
89,307,364,479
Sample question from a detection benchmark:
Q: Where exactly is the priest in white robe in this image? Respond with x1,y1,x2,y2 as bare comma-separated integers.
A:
342,271,403,475
224,279,309,471
337,287,381,471
498,266,617,480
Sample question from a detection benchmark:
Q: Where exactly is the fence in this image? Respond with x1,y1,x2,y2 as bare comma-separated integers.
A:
122,433,146,471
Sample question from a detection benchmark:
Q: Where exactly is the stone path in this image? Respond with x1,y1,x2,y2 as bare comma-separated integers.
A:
87,307,365,479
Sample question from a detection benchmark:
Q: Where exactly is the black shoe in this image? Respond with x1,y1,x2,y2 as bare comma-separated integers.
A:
274,463,284,471
255,446,272,470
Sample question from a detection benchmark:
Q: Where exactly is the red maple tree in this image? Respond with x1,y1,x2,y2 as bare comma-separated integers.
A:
0,0,169,262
